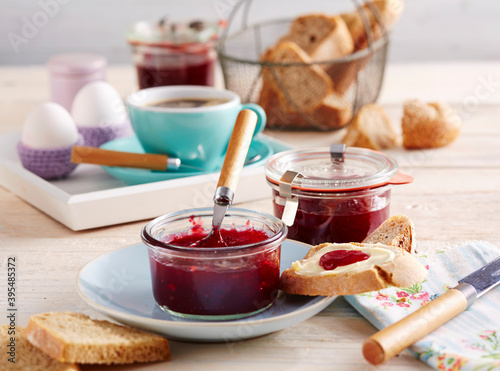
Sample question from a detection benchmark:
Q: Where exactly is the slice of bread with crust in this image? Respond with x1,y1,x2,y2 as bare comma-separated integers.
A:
331,0,404,93
341,0,404,51
280,14,354,61
362,215,415,254
24,312,171,365
342,103,398,150
316,92,353,128
261,41,333,114
280,242,427,296
0,326,79,371
258,82,352,130
402,99,461,149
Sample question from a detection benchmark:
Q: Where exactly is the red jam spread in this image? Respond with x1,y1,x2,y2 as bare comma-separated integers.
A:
272,188,390,245
137,57,215,89
167,226,270,247
149,226,281,316
319,249,370,270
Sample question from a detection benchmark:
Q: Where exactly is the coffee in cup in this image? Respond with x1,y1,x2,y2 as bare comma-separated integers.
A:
127,86,266,172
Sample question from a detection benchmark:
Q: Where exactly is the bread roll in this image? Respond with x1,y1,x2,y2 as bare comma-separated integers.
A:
402,99,461,149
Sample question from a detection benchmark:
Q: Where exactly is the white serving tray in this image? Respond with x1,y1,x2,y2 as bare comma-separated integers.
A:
0,132,290,231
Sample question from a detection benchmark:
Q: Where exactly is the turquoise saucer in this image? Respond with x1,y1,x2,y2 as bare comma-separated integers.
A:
100,135,274,185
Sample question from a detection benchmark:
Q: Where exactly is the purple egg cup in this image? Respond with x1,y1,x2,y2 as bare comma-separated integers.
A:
78,121,132,147
17,136,84,180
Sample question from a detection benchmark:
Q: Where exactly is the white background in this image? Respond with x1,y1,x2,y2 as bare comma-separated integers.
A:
0,0,499,65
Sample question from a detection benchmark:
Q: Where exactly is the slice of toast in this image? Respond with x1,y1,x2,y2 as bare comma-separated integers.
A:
314,92,353,128
278,14,356,96
362,215,415,254
280,14,354,61
402,100,461,149
24,312,171,365
0,326,79,371
341,0,405,51
331,0,404,93
261,41,333,114
342,103,398,150
280,242,427,296
258,82,352,130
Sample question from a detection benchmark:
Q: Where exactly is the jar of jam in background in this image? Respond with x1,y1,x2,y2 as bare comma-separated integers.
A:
47,53,107,111
126,19,225,90
141,207,287,321
264,146,413,246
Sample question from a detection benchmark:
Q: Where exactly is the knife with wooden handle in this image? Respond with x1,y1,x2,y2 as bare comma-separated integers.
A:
363,255,500,365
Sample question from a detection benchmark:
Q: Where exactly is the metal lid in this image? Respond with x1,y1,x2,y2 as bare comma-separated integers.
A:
126,19,226,47
47,53,107,75
265,146,402,193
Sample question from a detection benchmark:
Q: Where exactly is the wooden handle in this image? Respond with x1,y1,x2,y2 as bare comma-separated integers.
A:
71,146,169,171
217,109,258,191
363,289,468,365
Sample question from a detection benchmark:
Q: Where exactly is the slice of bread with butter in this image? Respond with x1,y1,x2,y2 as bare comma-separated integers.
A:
280,242,427,296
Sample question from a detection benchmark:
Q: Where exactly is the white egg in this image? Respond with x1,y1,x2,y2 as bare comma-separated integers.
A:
22,102,79,149
71,81,127,127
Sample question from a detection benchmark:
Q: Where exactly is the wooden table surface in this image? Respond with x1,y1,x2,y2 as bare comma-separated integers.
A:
1,63,500,370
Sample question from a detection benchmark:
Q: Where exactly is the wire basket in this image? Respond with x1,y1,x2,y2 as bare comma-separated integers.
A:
217,0,392,131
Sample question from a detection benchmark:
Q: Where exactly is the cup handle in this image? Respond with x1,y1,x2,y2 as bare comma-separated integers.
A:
241,103,266,137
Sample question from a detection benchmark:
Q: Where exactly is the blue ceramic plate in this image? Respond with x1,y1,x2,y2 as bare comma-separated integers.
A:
76,239,336,342
99,135,274,185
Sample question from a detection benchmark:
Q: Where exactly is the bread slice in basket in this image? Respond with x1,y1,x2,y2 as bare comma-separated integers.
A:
279,14,354,61
330,0,404,94
261,41,333,114
259,40,352,130
1,325,79,371
280,242,427,296
259,80,352,130
341,0,405,51
24,312,171,365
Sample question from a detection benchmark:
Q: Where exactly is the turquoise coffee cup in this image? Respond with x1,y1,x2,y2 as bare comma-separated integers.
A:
127,86,266,171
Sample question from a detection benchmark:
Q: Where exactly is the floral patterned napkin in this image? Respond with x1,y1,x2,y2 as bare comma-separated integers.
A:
345,241,500,371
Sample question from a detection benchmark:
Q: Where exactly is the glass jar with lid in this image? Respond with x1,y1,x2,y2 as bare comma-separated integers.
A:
264,145,412,245
142,207,287,321
126,19,225,90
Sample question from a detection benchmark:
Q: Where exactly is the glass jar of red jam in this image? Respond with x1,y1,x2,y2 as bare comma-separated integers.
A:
141,207,287,321
126,19,225,90
264,145,412,246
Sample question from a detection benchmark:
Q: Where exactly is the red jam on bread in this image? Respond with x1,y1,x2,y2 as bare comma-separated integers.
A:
292,243,395,276
280,242,428,297
319,249,370,270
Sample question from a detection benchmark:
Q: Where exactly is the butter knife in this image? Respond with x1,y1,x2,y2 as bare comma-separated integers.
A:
363,255,500,365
